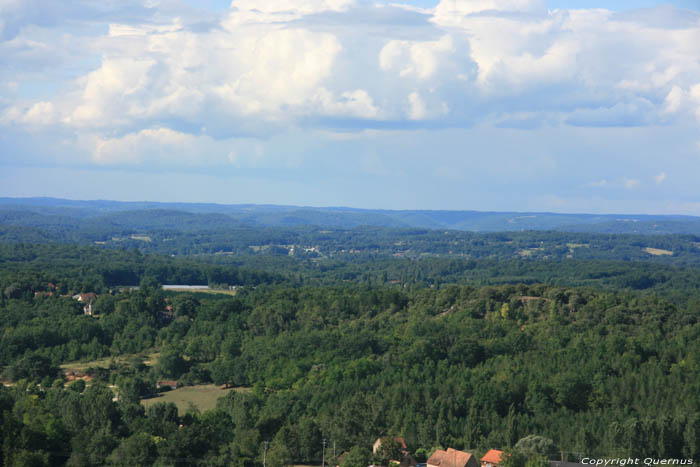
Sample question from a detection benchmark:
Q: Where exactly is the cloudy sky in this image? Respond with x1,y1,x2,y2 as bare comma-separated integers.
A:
1,0,700,214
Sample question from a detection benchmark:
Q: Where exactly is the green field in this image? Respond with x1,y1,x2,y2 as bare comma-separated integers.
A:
60,350,160,373
141,384,248,415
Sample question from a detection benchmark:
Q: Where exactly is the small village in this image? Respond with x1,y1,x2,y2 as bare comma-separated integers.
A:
328,436,582,467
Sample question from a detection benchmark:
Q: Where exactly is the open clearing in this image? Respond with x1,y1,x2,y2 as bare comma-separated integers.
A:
644,247,673,256
60,350,160,373
141,384,249,415
518,247,543,257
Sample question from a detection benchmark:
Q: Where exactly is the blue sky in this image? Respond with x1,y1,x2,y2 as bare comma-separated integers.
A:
1,0,700,214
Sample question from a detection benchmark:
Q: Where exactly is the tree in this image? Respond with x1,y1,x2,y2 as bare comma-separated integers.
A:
118,376,155,405
68,379,86,393
374,437,404,466
341,446,372,467
156,349,187,379
4,355,59,382
210,357,239,388
107,432,157,466
3,284,21,300
266,439,293,467
297,417,322,463
146,402,179,437
498,448,527,467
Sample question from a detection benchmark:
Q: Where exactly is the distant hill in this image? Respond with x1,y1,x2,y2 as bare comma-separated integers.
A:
1,197,700,234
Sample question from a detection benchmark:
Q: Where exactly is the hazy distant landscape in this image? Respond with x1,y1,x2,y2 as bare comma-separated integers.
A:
3,197,700,234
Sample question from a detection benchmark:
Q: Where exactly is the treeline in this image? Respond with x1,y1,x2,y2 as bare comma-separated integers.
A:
206,255,700,307
6,243,700,307
0,243,280,297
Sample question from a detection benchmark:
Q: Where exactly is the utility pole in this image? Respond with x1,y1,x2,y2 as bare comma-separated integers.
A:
322,438,327,467
263,441,269,467
333,441,336,465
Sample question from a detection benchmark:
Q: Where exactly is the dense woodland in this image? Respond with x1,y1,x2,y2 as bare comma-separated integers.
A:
1,208,699,465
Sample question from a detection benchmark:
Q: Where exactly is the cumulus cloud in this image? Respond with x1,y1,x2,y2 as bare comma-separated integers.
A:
9,1,700,133
379,35,453,80
1,0,700,173
213,27,342,117
93,128,224,165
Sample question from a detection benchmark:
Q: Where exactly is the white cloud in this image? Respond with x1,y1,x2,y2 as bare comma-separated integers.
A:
585,179,607,188
653,172,667,184
691,83,700,120
0,101,57,125
0,106,22,125
379,35,453,80
22,101,56,125
407,92,426,120
1,0,699,174
70,57,157,126
60,21,346,130
6,2,700,136
624,178,640,189
213,27,342,117
433,0,546,22
226,0,355,24
315,89,379,118
93,128,216,165
231,0,354,15
89,127,311,169
662,86,684,114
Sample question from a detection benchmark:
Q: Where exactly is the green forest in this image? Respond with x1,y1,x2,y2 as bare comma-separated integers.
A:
1,210,699,466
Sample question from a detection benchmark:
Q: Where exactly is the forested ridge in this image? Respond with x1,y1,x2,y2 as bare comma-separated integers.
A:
0,240,699,465
3,198,700,234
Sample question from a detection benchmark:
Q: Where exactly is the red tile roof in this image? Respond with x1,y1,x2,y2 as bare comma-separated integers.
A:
480,450,503,465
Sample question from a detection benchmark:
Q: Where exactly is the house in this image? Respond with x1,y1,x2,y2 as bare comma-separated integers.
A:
427,448,478,467
157,380,179,390
73,292,97,303
480,450,503,467
73,292,97,315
